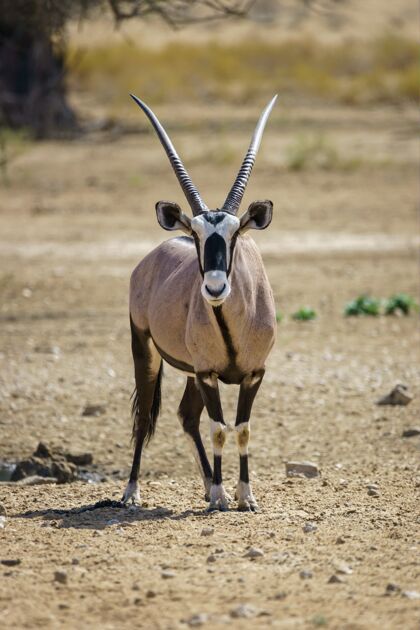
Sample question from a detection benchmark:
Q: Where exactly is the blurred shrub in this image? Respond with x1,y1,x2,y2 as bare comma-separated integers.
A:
344,295,381,316
292,307,317,321
68,34,419,107
285,134,360,171
384,293,418,316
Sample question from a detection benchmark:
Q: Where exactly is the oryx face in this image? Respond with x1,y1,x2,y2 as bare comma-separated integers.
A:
156,201,273,307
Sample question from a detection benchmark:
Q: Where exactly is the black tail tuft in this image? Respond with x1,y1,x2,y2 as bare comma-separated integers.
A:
131,361,163,446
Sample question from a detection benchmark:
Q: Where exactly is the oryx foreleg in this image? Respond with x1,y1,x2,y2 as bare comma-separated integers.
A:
196,372,230,511
235,369,265,511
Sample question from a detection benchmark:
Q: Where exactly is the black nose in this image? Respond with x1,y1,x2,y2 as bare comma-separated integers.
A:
206,284,226,298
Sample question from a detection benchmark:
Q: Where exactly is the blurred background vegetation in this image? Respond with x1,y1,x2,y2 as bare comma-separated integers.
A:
0,0,418,139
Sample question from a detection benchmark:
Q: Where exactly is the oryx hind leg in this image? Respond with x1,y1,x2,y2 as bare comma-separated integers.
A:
178,377,212,501
122,318,163,505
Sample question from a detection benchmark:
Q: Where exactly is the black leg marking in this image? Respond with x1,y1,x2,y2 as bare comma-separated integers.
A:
178,378,212,497
213,455,222,486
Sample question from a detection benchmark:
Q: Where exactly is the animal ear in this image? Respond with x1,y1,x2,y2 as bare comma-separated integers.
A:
156,201,192,234
239,200,273,233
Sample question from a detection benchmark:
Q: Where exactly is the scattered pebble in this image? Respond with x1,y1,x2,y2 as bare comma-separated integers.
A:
206,555,217,563
285,461,319,478
146,590,156,598
0,516,6,529
303,522,317,533
335,536,345,545
385,583,400,594
0,504,6,516
402,590,420,600
161,570,176,579
230,604,257,619
1,559,21,567
201,527,214,537
54,570,68,585
82,404,106,417
333,560,352,575
328,574,344,584
186,613,209,627
367,488,380,497
244,547,264,559
273,592,287,600
402,428,420,438
299,570,313,579
377,384,413,406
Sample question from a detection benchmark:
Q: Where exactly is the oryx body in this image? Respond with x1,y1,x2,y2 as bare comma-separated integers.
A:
123,95,277,511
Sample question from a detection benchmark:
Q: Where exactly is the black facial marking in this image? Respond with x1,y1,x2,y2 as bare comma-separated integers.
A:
204,212,226,226
204,233,227,273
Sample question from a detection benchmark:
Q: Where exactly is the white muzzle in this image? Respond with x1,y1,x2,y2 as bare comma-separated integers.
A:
201,270,231,305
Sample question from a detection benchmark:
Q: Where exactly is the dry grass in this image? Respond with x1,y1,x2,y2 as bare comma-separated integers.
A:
68,33,419,108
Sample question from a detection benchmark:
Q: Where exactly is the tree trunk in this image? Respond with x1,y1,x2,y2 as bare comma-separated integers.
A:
0,23,78,138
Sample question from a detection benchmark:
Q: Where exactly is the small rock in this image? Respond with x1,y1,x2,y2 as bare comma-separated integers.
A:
33,442,53,458
146,590,157,598
335,536,345,545
0,504,6,516
273,592,287,600
16,475,58,486
299,570,313,579
82,404,106,417
367,488,380,497
54,570,68,585
328,574,344,584
402,428,420,438
385,583,400,594
230,604,257,619
161,570,176,579
200,527,214,537
402,590,420,600
0,516,6,529
65,452,93,466
187,613,209,627
333,560,352,575
1,559,21,567
206,554,217,563
303,522,317,533
377,384,413,406
285,461,319,478
244,547,264,559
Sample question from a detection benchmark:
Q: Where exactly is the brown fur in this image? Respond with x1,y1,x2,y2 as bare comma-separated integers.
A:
129,234,276,382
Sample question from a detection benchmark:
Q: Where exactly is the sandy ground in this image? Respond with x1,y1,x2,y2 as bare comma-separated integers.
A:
0,101,419,629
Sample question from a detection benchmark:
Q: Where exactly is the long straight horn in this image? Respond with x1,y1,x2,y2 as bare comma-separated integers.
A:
130,94,208,216
222,95,277,215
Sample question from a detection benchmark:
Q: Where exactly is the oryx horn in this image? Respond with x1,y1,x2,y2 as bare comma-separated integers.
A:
222,95,277,215
130,94,208,216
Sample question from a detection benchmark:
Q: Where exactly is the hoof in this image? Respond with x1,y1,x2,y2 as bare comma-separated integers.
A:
122,480,140,505
208,484,230,512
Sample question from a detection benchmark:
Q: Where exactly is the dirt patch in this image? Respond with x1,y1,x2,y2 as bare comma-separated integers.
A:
0,102,419,628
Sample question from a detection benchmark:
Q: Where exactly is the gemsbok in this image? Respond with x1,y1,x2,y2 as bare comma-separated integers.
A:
123,95,277,511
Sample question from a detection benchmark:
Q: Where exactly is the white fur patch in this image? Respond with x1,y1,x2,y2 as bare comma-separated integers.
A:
210,419,227,455
235,422,250,456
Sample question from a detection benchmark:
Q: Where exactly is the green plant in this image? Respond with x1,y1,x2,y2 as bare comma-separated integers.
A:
292,307,317,321
344,295,381,316
276,310,283,323
384,293,418,315
312,615,328,627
